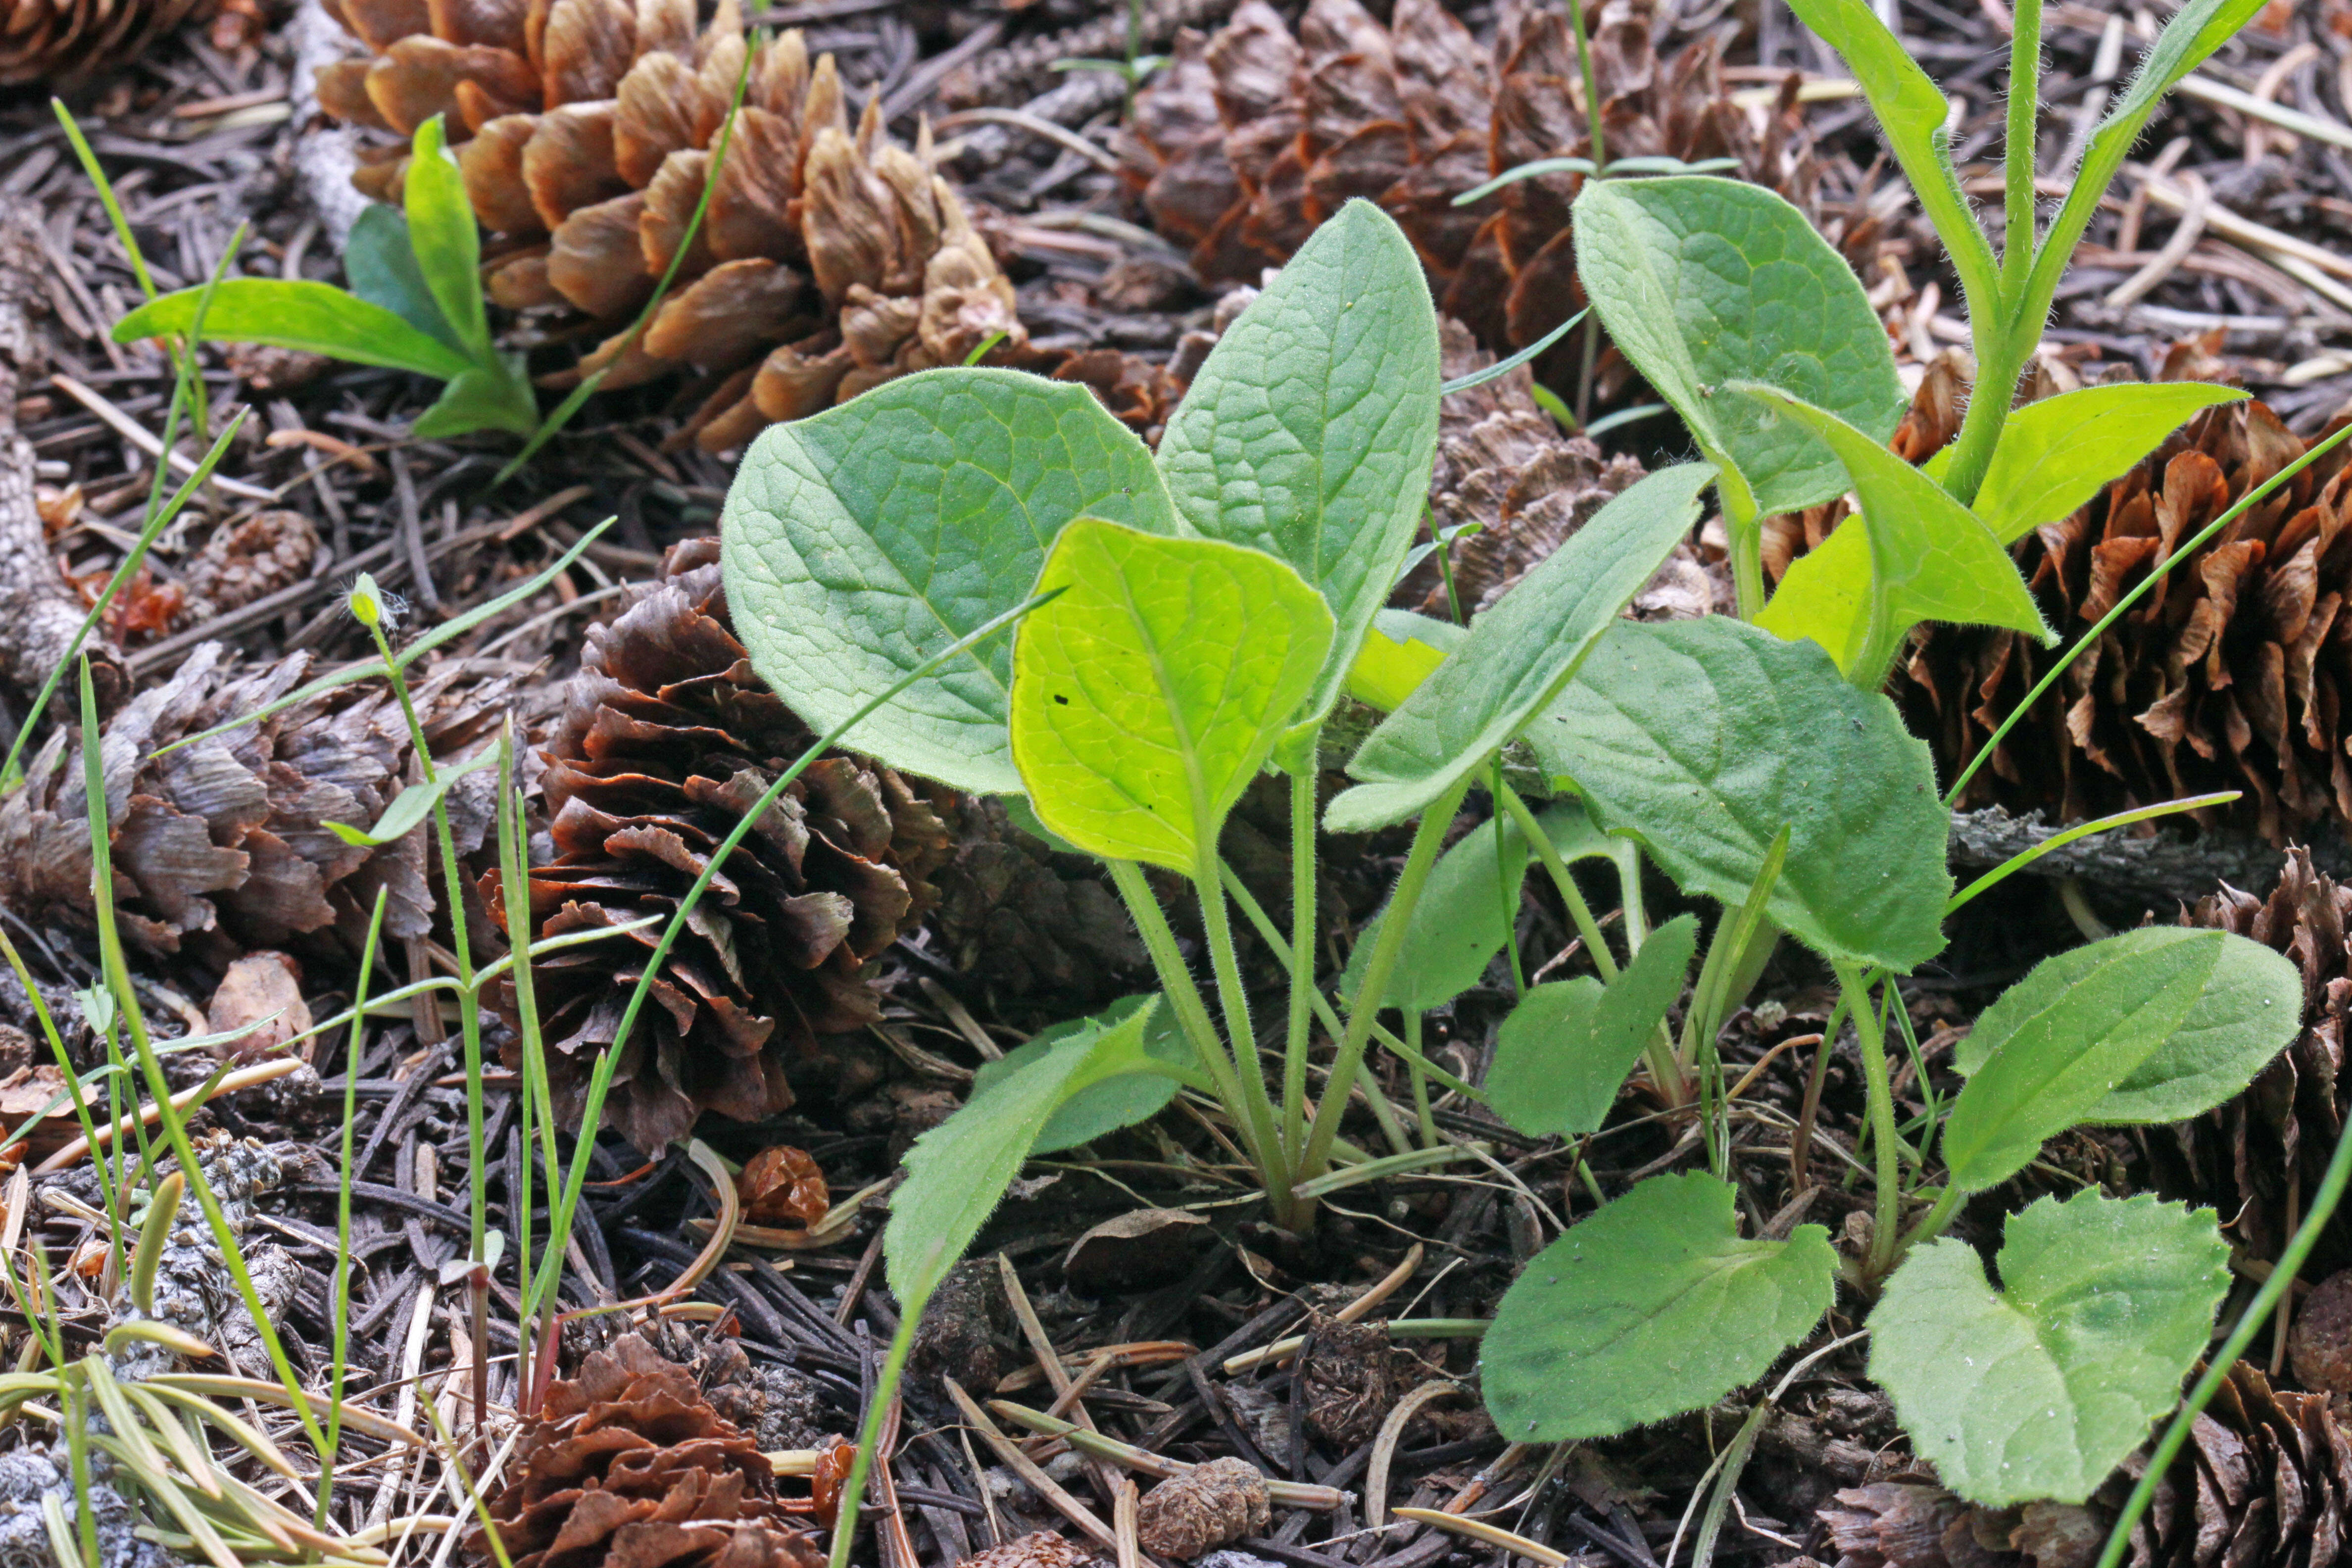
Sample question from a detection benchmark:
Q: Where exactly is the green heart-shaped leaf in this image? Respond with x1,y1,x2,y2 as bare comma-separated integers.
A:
1010,519,1332,871
721,369,1178,795
1869,1190,2230,1506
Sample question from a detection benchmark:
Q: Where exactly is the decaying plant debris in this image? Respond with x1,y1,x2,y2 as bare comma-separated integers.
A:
15,1,2352,1568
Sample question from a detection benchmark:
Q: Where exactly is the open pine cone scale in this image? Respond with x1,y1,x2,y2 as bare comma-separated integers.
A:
479,1334,822,1568
315,0,1022,451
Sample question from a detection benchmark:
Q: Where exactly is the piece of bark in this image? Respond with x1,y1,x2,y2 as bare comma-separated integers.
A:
0,200,123,718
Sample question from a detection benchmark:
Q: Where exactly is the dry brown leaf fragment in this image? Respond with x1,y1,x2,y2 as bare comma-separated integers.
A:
204,952,314,1062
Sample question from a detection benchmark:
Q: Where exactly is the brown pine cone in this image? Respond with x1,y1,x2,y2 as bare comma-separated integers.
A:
2137,848,2352,1270
0,0,208,82
0,639,513,958
487,538,958,1156
1883,361,2352,845
1815,1363,2352,1568
471,1333,822,1568
313,0,1023,450
1119,0,1822,358
1394,317,1681,617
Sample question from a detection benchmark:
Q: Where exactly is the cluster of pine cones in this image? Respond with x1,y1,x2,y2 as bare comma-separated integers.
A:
1119,0,1822,365
312,0,1023,449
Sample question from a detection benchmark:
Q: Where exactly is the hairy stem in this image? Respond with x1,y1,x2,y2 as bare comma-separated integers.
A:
2001,0,2044,301
1300,778,1472,1179
1193,847,1291,1212
1107,861,1276,1187
1494,782,1617,981
1283,753,1318,1164
1835,959,1904,1282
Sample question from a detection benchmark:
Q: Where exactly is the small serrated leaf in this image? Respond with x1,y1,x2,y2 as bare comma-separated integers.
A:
1869,1190,2230,1506
1481,1172,1837,1441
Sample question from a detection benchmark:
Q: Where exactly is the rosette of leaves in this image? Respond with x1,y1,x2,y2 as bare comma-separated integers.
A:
470,1333,824,1568
0,0,205,82
0,639,510,957
487,539,958,1155
1117,0,1821,355
309,0,1022,450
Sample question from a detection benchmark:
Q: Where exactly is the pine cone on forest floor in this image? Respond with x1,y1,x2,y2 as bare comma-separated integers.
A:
1119,0,1826,366
471,1333,823,1568
0,0,209,82
0,638,512,961
2144,847,2352,1270
486,538,959,1156
313,0,1023,451
1816,1363,2352,1568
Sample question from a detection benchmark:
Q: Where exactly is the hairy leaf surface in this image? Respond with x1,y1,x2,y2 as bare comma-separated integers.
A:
1482,1173,1836,1440
1970,383,2248,543
1947,929,2300,1179
1156,199,1441,729
1532,617,1949,970
1574,179,1904,518
1869,1191,2230,1506
1487,915,1699,1138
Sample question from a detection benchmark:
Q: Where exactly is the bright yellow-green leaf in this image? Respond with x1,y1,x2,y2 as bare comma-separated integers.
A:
1755,519,1870,671
405,115,491,362
1010,519,1333,871
113,279,474,381
1974,383,2248,542
1734,384,2049,652
1344,611,1462,711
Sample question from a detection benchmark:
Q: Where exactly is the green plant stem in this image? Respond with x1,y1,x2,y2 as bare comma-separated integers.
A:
1300,777,1471,1180
1946,421,2352,804
1110,860,1284,1202
828,1316,916,1568
320,887,386,1529
1403,1009,1439,1149
2001,0,2044,301
1937,331,2032,507
1613,841,1648,951
1282,755,1318,1164
1493,782,1617,980
78,664,328,1460
1216,864,1481,1099
1833,958,1903,1283
1192,845,1292,1209
1725,492,1767,620
363,621,488,1264
1565,0,1608,169
1895,1183,1965,1258
2094,1078,2352,1568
